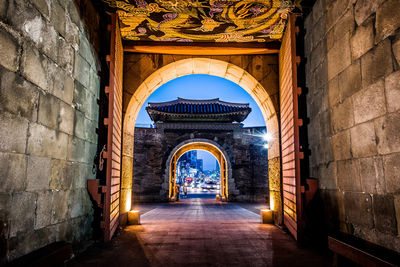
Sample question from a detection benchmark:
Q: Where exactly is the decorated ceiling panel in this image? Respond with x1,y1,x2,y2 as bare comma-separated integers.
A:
102,0,297,42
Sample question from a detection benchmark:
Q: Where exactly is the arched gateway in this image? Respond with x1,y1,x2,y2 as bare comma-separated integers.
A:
121,58,282,221
164,139,232,201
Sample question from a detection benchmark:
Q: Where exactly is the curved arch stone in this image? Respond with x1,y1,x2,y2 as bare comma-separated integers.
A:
121,57,281,222
161,138,236,201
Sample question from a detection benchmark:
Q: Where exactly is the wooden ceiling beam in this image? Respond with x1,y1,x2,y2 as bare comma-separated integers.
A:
123,41,280,55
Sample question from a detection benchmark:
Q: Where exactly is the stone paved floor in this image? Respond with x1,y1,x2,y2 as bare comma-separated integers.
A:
68,199,331,267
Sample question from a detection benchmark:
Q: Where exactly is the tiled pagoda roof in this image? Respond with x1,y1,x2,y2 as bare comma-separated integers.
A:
146,98,251,123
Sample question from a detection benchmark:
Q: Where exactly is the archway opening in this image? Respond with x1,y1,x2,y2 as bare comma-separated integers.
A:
175,150,220,199
166,140,231,202
122,58,281,224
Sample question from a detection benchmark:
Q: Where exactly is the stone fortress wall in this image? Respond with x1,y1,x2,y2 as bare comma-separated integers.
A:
132,127,269,203
304,0,400,252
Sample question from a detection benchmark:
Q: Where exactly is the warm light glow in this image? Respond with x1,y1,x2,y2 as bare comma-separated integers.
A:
263,143,269,149
263,133,273,142
125,191,132,212
270,195,275,211
129,210,139,213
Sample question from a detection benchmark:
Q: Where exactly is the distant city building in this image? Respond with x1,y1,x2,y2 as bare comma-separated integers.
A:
196,159,203,172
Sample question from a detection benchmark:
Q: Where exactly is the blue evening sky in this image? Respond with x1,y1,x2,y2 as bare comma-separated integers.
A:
197,150,219,171
135,74,266,127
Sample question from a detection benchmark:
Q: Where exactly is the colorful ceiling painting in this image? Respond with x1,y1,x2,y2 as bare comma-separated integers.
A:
102,0,296,42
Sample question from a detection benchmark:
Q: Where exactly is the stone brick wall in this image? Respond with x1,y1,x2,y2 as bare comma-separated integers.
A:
0,0,103,262
132,127,269,203
305,0,400,251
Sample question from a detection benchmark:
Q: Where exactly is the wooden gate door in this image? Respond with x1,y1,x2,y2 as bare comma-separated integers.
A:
279,14,302,240
87,13,123,242
104,13,123,242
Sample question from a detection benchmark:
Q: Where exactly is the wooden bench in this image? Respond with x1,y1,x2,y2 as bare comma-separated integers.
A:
8,241,73,267
328,234,400,267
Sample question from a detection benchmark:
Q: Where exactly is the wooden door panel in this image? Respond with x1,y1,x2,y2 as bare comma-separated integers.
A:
279,14,301,240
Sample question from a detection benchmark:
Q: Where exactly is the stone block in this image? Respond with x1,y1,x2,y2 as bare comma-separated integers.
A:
74,53,90,89
27,123,68,159
310,40,327,73
385,70,400,113
59,101,74,135
319,161,337,190
393,39,400,66
123,133,134,157
40,23,58,62
327,32,351,81
0,27,19,72
332,130,351,160
85,118,97,144
0,0,7,19
51,190,69,224
65,15,79,50
331,97,354,133
67,136,87,163
383,153,400,193
372,194,397,235
343,192,373,228
34,190,53,229
338,61,361,100
326,0,351,29
78,34,94,67
50,159,72,190
328,76,339,107
337,159,361,191
38,92,60,130
52,72,74,105
0,152,26,193
0,68,39,121
73,110,86,140
375,0,400,43
69,189,91,218
21,44,48,91
375,112,400,155
50,0,66,37
71,162,94,189
26,156,51,191
314,59,328,90
353,79,386,124
350,121,377,158
7,0,40,35
0,112,28,154
359,157,385,194
31,0,49,19
9,192,36,237
58,38,74,74
350,18,374,60
326,9,355,52
312,0,326,26
354,0,385,25
361,39,393,88
89,69,100,98
312,14,327,49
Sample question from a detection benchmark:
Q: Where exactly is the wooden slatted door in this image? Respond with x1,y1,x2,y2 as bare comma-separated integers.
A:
104,14,123,242
279,14,302,240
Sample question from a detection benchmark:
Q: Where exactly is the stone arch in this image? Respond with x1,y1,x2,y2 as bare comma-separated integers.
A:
161,138,234,201
121,58,281,222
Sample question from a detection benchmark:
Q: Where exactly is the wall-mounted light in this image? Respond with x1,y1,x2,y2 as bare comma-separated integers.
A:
262,133,273,142
263,143,269,149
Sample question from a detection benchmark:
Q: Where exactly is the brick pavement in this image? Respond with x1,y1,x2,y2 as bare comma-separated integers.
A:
68,198,331,267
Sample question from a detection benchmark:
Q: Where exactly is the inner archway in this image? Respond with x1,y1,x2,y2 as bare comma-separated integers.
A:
164,139,232,202
122,58,281,224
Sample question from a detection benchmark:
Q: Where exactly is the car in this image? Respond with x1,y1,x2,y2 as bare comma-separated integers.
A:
201,181,217,190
